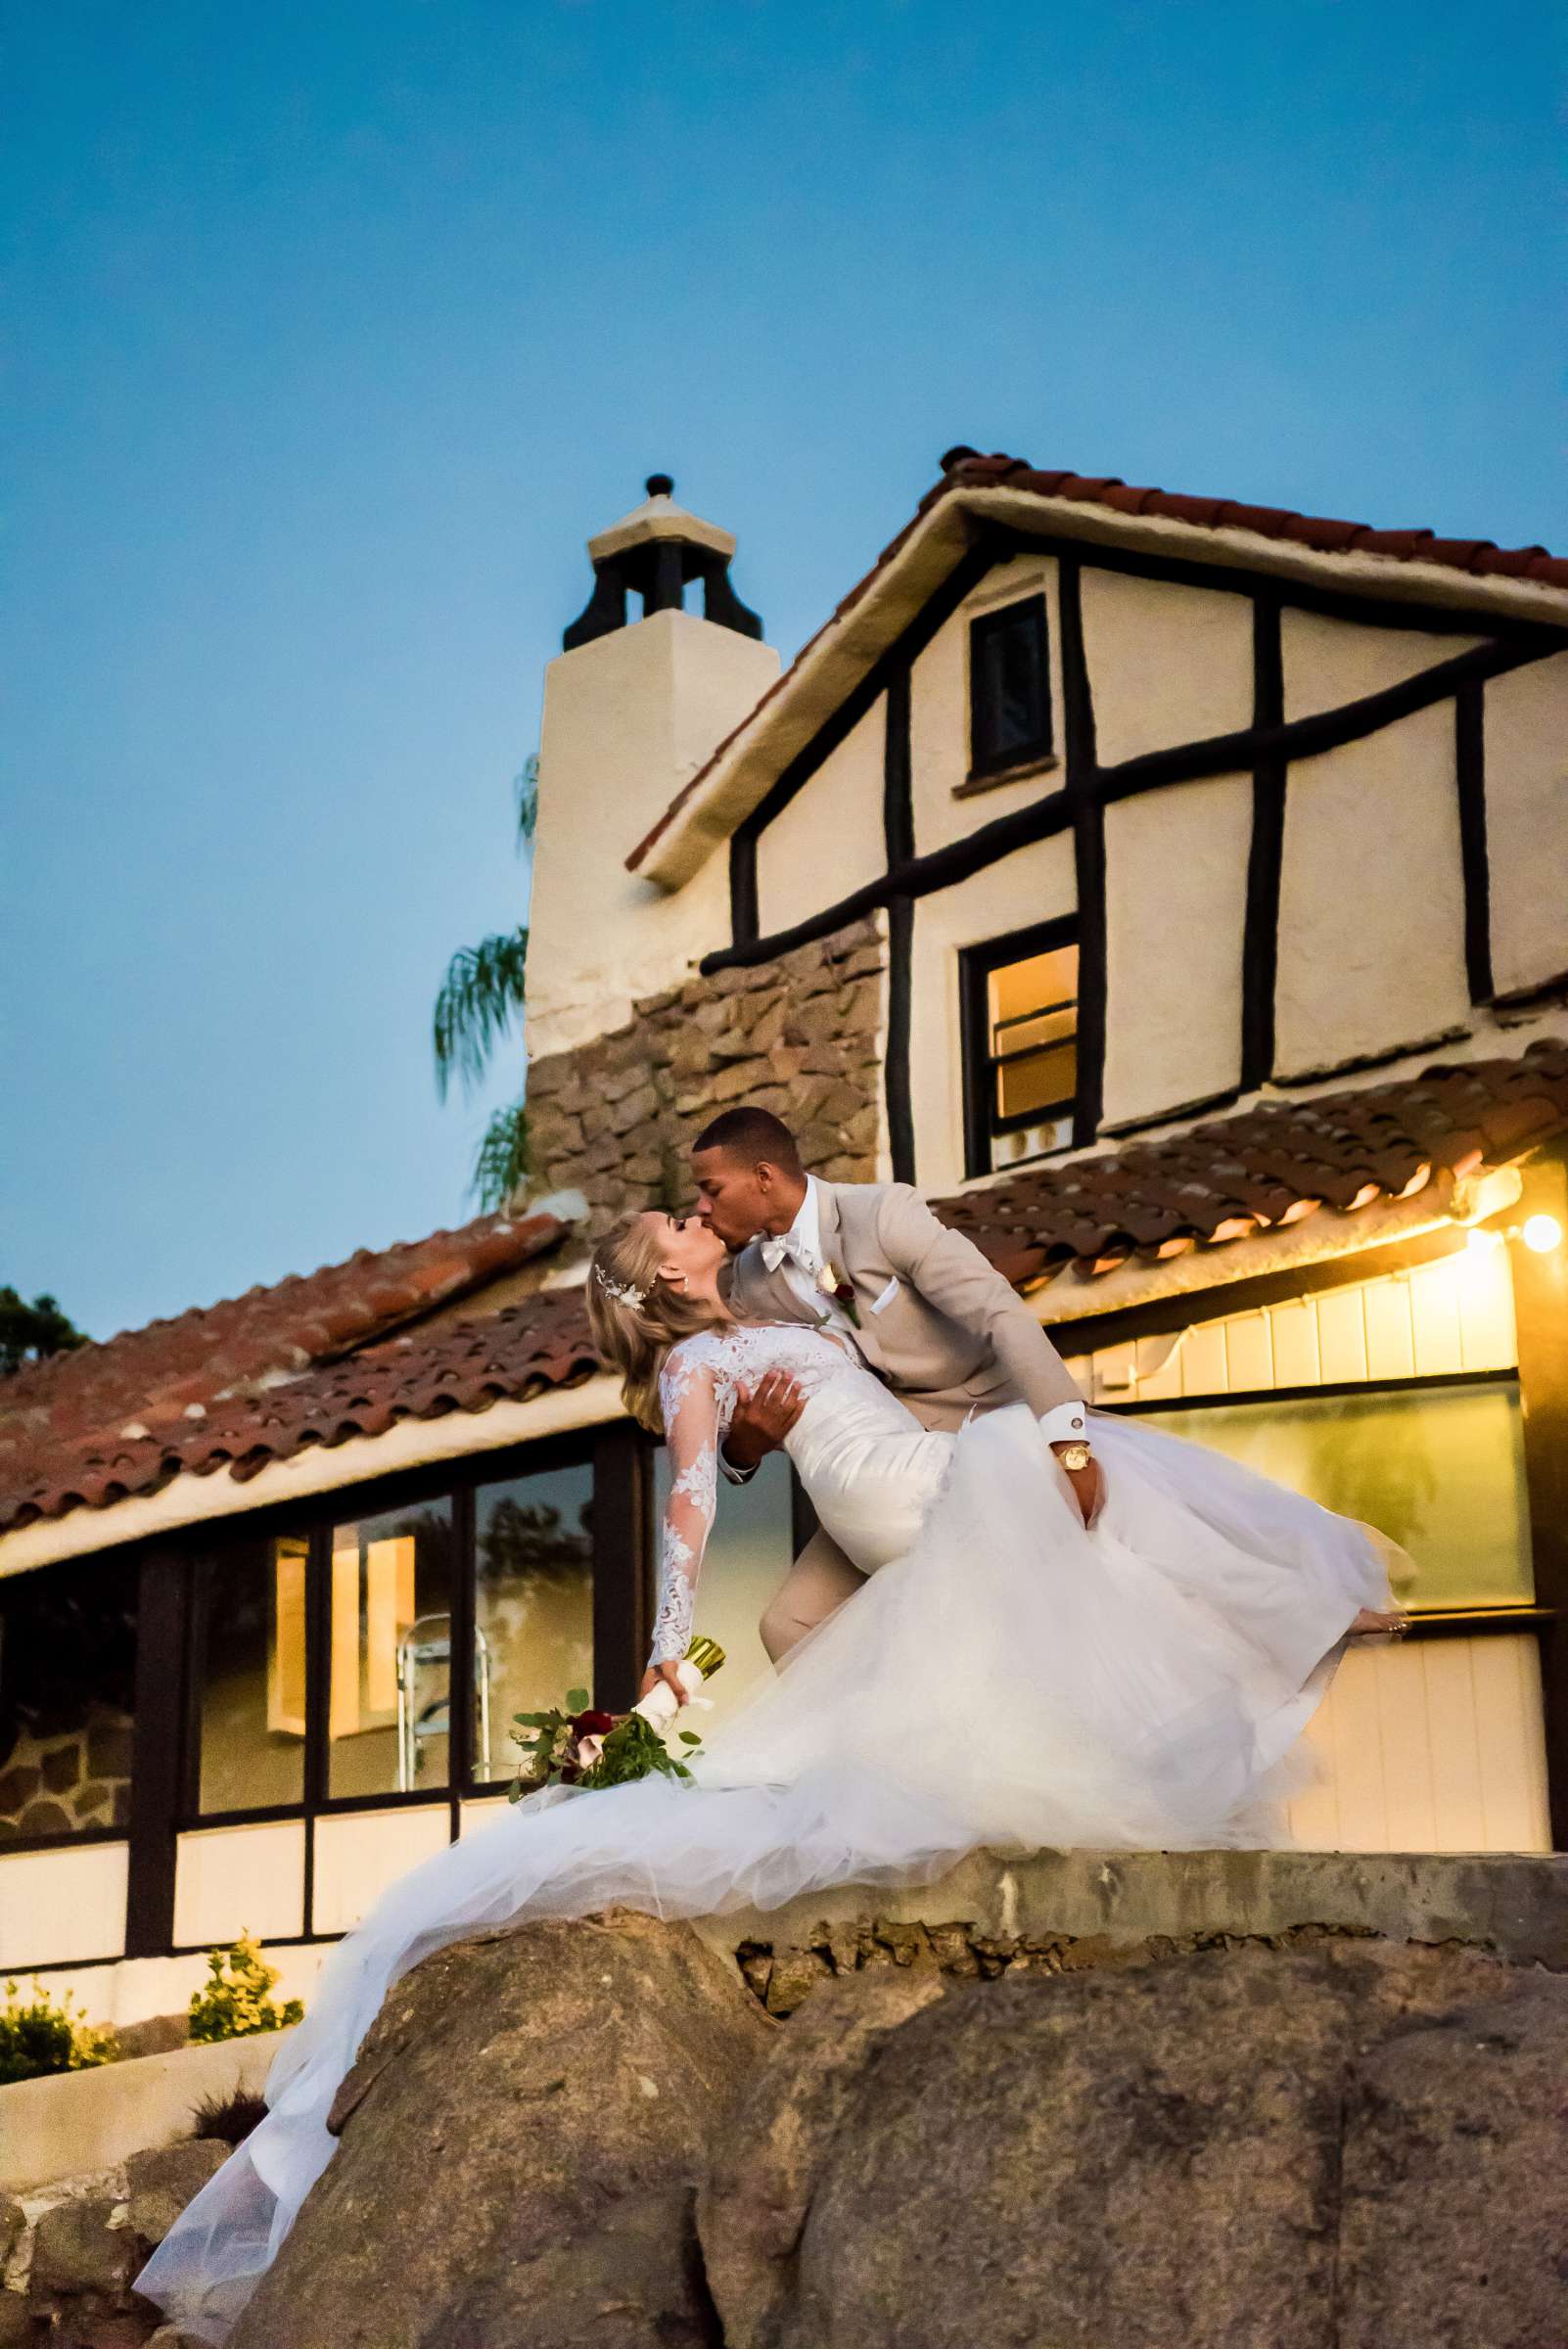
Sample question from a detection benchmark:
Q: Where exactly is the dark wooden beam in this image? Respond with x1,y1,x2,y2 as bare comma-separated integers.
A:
592,1423,654,1713
1509,1151,1568,1849
1240,593,1285,1089
1454,677,1494,1004
125,1546,192,1958
1057,553,1105,1144
883,664,916,1182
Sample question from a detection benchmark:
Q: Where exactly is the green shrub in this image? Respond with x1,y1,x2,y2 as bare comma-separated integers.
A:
188,1934,303,2045
0,1976,117,2085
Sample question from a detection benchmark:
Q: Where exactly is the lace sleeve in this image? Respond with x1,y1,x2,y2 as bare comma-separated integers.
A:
650,1343,722,1667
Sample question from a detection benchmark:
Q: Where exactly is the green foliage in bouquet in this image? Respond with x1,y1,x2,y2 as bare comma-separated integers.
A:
0,1976,117,2085
509,1687,706,1799
189,1933,304,2044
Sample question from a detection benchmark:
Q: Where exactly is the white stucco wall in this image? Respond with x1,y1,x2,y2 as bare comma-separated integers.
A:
1083,571,1254,768
1274,702,1471,1079
1483,650,1568,998
1281,609,1485,718
527,609,780,1058
311,1805,450,1936
909,555,1062,855
906,833,1078,1193
1101,774,1251,1127
754,696,886,938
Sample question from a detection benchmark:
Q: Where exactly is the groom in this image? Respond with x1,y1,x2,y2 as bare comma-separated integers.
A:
689,1105,1098,1661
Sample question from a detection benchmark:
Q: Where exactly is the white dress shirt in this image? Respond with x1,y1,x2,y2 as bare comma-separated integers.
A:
765,1177,858,1341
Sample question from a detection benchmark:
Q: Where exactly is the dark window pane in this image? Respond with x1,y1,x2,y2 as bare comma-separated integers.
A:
194,1532,308,1814
1134,1385,1532,1610
0,1553,137,1841
473,1464,594,1783
327,1499,455,1798
970,597,1051,774
652,1446,794,1730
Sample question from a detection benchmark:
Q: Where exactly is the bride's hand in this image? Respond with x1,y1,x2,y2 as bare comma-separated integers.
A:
639,1660,690,1708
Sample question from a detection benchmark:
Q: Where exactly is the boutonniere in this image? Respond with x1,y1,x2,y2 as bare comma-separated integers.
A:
816,1262,861,1328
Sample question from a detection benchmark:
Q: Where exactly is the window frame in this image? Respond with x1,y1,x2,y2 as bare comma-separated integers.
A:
178,1424,652,1840
960,914,1081,1179
967,593,1053,780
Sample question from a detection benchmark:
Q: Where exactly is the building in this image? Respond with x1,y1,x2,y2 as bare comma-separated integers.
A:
3,449,1566,2031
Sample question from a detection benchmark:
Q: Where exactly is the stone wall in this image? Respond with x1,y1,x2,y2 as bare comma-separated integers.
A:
0,1708,132,1843
526,915,887,1239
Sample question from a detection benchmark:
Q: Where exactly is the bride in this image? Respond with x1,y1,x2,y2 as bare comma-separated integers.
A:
141,1204,1404,2340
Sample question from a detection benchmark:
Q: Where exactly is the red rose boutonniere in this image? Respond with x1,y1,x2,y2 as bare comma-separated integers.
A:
816,1262,861,1328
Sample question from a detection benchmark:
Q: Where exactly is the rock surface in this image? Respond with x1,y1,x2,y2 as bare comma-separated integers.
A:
125,2142,229,2250
228,1911,774,2349
700,1939,1568,2349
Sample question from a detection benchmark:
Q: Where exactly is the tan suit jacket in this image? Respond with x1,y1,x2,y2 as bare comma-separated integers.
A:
726,1179,1082,1431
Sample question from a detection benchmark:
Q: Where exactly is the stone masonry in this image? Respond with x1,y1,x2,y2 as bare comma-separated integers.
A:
525,915,888,1239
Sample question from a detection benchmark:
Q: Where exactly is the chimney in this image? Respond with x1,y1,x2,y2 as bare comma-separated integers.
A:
526,478,780,1060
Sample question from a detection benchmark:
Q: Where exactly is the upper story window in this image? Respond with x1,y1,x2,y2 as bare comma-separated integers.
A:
961,919,1080,1175
968,595,1052,779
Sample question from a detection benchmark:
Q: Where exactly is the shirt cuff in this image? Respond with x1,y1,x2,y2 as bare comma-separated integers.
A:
1038,1401,1091,1446
718,1455,759,1486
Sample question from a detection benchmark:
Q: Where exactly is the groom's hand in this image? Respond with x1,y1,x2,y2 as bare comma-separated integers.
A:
1052,1446,1102,1528
722,1371,807,1471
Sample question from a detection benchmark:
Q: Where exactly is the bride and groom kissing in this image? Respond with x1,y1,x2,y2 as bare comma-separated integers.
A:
139,1110,1408,2342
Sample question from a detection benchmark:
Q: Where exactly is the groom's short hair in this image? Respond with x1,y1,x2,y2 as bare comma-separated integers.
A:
693,1107,803,1173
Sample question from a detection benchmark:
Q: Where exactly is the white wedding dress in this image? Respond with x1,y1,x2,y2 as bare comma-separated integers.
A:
142,1320,1392,2340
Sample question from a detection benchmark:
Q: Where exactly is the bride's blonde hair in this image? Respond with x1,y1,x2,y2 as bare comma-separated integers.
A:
586,1212,723,1434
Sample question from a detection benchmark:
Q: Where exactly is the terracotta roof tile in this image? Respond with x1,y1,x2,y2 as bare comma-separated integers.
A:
0,1208,573,1533
934,1040,1568,1287
5,1043,1566,1541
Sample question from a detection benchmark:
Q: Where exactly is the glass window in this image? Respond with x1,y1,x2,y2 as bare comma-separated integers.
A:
652,1447,795,1729
0,1553,137,1842
964,927,1080,1174
970,595,1052,775
472,1463,595,1783
194,1532,308,1814
327,1498,455,1799
1134,1381,1533,1610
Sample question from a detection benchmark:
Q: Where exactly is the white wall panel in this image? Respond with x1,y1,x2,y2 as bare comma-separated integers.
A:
1482,651,1568,997
1082,571,1253,767
1274,703,1470,1079
311,1807,450,1936
174,1820,305,1949
1100,775,1251,1126
1280,609,1483,720
0,1841,127,1968
755,698,886,940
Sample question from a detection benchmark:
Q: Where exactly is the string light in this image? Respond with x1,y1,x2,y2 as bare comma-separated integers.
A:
1521,1213,1563,1256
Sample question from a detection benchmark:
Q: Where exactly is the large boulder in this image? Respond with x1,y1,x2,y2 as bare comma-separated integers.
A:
700,1939,1568,2349
229,1910,774,2349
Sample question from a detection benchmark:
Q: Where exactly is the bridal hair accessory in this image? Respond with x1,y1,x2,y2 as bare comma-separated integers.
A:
594,1264,647,1310
509,1637,726,1798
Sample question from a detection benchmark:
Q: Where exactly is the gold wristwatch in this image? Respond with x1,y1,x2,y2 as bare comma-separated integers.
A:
1039,1403,1093,1474
1058,1442,1092,1472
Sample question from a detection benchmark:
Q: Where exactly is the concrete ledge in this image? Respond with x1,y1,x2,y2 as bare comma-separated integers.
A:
693,1848,1568,1972
0,2026,296,2194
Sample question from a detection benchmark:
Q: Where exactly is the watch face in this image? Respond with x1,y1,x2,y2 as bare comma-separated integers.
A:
1060,1443,1091,1470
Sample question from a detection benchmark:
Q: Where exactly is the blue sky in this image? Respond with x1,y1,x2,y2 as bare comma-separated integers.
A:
4,0,1564,1342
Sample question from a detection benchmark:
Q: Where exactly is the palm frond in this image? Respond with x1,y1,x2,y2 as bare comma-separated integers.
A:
433,928,530,1100
515,753,539,847
472,1097,530,1210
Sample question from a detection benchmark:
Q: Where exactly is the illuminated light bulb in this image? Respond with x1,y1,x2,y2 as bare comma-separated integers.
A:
1521,1214,1563,1255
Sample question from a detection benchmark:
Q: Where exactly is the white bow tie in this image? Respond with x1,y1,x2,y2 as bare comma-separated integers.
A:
760,1233,815,1276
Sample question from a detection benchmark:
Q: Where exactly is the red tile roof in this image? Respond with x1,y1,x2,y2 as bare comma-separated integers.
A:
0,1209,576,1533
629,447,1568,874
4,1041,1564,1539
939,1039,1568,1288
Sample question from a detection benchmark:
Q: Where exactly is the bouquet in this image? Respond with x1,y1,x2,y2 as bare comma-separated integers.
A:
508,1636,725,1799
